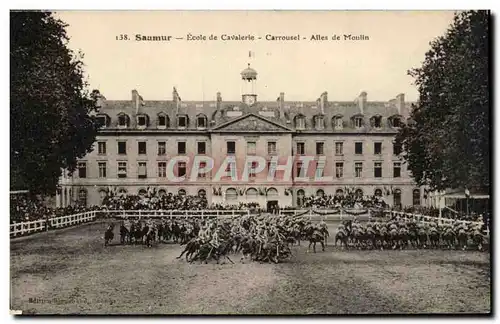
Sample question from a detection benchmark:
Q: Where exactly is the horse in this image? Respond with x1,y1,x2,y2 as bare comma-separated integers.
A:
104,223,115,246
306,227,325,253
119,221,131,245
334,226,350,249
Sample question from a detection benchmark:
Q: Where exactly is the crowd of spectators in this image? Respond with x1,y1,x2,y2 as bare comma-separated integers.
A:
301,194,388,210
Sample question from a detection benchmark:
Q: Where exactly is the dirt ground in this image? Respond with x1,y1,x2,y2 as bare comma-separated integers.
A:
10,221,491,315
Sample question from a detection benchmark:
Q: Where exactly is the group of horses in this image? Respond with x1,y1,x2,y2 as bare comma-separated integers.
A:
334,219,488,251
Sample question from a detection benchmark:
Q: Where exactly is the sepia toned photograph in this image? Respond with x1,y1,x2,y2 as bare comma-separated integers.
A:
9,10,490,315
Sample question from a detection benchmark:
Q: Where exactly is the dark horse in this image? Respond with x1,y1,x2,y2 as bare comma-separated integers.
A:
104,223,115,246
306,226,325,253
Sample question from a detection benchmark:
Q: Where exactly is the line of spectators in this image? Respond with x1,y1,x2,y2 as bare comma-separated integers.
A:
301,194,388,210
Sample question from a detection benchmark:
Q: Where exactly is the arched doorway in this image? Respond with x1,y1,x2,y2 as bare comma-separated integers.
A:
99,189,107,205
138,189,147,198
158,189,167,197
335,189,344,197
412,189,421,206
178,189,187,196
78,189,87,207
355,189,364,199
246,188,258,201
266,187,279,213
297,189,305,207
198,189,206,198
374,188,383,197
225,188,238,202
393,189,402,209
316,189,325,198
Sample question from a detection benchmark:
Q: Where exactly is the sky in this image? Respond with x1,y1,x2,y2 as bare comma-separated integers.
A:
55,11,457,102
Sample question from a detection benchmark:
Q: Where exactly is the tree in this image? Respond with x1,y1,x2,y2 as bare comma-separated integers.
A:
10,11,99,195
395,11,490,193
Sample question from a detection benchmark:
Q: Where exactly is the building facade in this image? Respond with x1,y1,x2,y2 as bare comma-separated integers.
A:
57,64,423,209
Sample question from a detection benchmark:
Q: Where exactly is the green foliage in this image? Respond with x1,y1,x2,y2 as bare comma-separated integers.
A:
10,11,99,195
395,11,490,192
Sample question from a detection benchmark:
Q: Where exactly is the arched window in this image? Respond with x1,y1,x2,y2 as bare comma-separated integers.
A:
158,189,167,197
294,114,306,130
117,113,130,128
267,187,278,198
335,189,344,197
96,114,110,128
136,114,149,127
118,188,127,196
78,189,87,206
246,188,258,200
157,113,170,128
297,189,305,207
198,189,206,198
178,189,187,196
390,115,403,128
374,188,383,197
332,116,343,130
316,189,325,197
355,189,363,198
413,189,421,206
225,188,238,201
371,115,382,129
138,189,147,198
98,189,107,204
393,189,402,209
196,114,208,129
314,115,324,130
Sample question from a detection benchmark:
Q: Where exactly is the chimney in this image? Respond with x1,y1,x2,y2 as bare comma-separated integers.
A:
216,92,222,108
357,91,367,114
131,89,140,112
320,91,328,114
279,92,285,119
395,93,406,116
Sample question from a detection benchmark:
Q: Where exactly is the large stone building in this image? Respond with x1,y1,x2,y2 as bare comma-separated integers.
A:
57,64,423,210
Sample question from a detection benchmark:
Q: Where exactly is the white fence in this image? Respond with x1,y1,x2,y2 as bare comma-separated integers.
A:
10,211,97,238
100,209,251,219
387,211,484,226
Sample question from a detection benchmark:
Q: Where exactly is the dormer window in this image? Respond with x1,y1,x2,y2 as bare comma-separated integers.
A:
197,114,207,129
392,117,401,128
314,115,324,130
137,114,148,128
117,113,129,128
354,117,363,128
333,116,343,130
372,116,382,129
177,115,188,128
295,115,306,130
158,115,167,128
96,114,109,128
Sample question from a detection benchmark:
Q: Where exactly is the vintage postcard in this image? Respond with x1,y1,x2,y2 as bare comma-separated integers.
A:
10,10,491,315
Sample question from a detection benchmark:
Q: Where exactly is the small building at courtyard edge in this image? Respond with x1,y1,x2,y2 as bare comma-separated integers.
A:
57,63,423,210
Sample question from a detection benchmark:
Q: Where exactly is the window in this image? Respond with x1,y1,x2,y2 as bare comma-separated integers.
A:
296,142,305,155
296,162,303,177
295,116,305,129
246,188,258,199
98,162,107,178
375,189,383,197
78,162,87,178
315,161,324,178
226,188,238,201
158,162,167,178
158,115,167,127
315,116,324,130
247,141,256,155
373,116,382,128
249,162,257,178
118,188,127,196
297,189,305,207
197,116,207,128
394,189,402,208
335,142,343,155
316,142,324,155
227,141,236,154
198,161,207,178
267,188,278,197
137,115,147,127
198,142,206,155
355,162,363,178
178,162,186,177
355,142,363,155
138,142,147,155
98,142,106,155
158,142,166,156
335,162,344,178
354,117,363,128
355,189,363,198
413,189,421,206
392,117,401,128
198,189,206,198
138,162,147,178
118,162,127,178
393,162,402,178
226,162,236,178
158,189,167,197
268,141,277,155
118,141,126,155
334,117,343,129
178,142,186,155
393,143,402,155
96,116,107,127
374,162,382,178
178,116,187,128
374,142,382,155
78,189,87,206
178,189,186,196
335,189,344,197
118,114,128,127
316,189,325,197
138,189,147,198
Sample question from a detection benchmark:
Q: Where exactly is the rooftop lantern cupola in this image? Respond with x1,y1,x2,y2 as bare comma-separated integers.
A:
241,63,257,106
